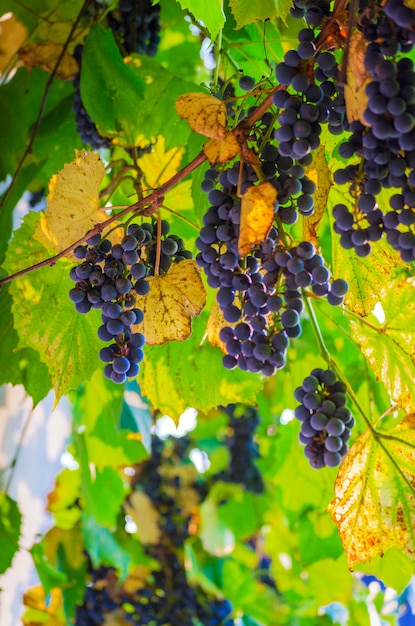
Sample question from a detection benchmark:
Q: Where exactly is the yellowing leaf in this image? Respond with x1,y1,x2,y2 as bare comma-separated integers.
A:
344,31,371,126
238,183,276,256
404,0,415,8
34,151,107,254
206,299,229,353
328,414,415,569
303,145,331,246
203,133,240,165
0,14,27,74
23,585,64,620
124,491,161,545
350,276,415,413
18,43,78,80
140,136,185,188
134,260,206,345
175,93,227,140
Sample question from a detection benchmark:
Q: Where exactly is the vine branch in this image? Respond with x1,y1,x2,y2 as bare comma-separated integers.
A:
0,150,207,287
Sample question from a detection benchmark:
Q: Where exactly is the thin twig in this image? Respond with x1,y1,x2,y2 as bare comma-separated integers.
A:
0,150,207,286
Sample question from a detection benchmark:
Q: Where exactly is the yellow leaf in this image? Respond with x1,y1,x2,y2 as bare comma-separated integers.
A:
203,133,241,165
303,145,331,246
206,299,229,353
404,0,415,8
238,183,276,256
124,491,161,545
140,136,185,188
0,14,27,75
23,586,64,621
175,93,227,140
34,151,107,254
328,414,415,569
344,31,371,126
122,565,151,594
350,277,415,413
18,43,78,80
134,260,206,345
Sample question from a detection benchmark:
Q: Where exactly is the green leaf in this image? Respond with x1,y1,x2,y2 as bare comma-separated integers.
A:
199,497,235,556
31,543,68,595
82,515,151,578
74,369,148,467
228,0,292,28
350,276,415,414
0,286,51,404
30,526,87,619
124,54,202,150
81,25,145,146
87,467,127,528
205,482,266,541
176,0,225,39
2,213,103,401
0,493,22,574
139,316,263,419
121,381,153,453
307,556,353,605
222,559,283,623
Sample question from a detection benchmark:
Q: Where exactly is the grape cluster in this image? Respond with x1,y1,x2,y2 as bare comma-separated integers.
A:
214,404,264,493
197,161,347,375
106,0,161,56
75,554,234,626
294,368,355,468
131,435,206,547
72,45,112,150
69,220,192,383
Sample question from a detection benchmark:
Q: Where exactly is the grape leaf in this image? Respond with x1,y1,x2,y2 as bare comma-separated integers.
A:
85,467,127,528
344,31,371,126
228,0,292,28
175,93,227,140
34,151,107,254
0,494,22,574
47,468,81,530
73,369,148,468
4,212,103,401
203,133,240,165
303,144,331,246
0,286,51,404
206,298,229,352
124,55,201,150
330,190,404,316
134,260,206,345
238,182,276,256
124,491,161,545
328,414,415,569
22,585,65,625
18,43,78,80
350,277,415,413
138,316,262,419
176,0,225,40
0,14,27,73
81,25,145,146
139,136,185,188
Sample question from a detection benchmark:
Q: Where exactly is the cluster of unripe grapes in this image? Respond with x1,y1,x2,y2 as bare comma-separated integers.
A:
69,221,192,383
294,368,355,468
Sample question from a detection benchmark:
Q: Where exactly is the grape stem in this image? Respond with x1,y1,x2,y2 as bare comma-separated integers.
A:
303,293,375,433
